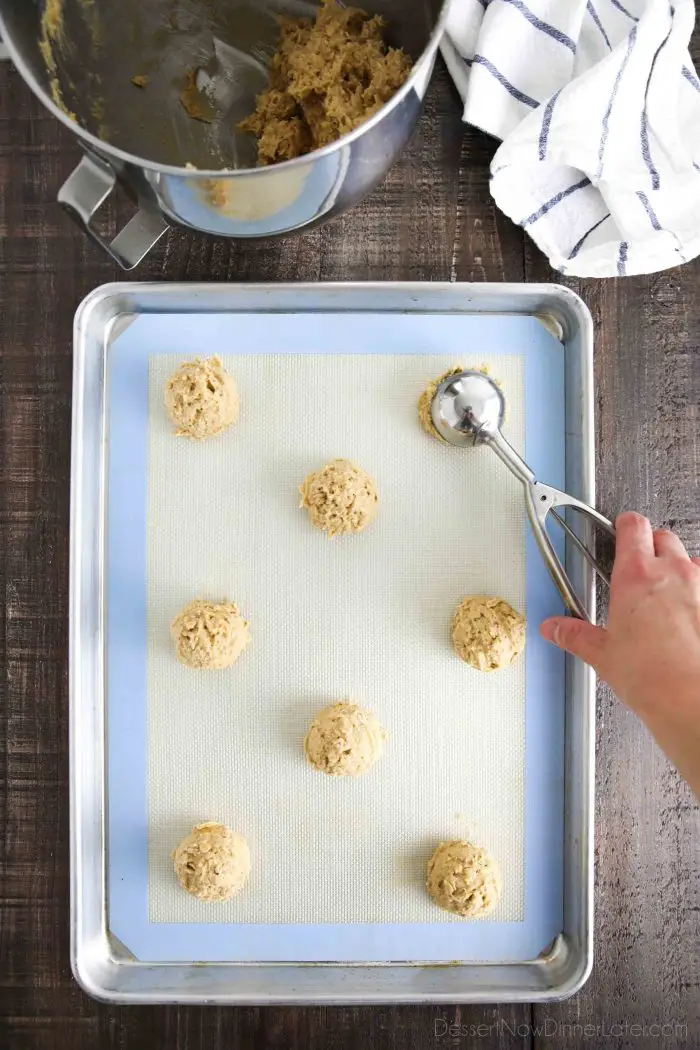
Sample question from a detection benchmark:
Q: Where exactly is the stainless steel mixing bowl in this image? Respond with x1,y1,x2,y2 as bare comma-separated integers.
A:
0,0,447,267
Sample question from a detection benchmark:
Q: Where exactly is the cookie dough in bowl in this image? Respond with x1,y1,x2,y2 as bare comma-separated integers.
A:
164,356,239,439
171,599,251,670
451,596,526,672
238,0,412,165
304,702,386,777
426,840,502,918
173,822,251,902
300,458,379,537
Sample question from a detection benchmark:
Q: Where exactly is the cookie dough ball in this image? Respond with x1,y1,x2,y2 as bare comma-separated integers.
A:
417,365,465,440
165,356,239,439
427,840,502,918
304,702,386,776
171,599,251,670
300,459,379,537
451,596,526,672
173,822,251,901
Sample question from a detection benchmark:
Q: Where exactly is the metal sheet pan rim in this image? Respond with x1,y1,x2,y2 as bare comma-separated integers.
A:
70,281,595,1004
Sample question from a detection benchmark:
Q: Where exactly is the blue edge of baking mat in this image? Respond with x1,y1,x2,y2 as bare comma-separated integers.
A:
107,312,566,964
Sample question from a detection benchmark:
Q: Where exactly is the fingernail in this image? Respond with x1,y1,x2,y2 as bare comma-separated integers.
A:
541,619,561,646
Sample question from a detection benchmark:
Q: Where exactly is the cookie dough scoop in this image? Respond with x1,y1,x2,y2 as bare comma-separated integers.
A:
431,369,615,620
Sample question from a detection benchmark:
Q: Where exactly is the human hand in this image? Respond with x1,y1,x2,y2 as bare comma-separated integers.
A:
541,512,700,798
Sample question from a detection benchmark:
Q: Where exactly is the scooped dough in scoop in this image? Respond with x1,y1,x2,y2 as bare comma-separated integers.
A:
417,364,466,440
164,356,239,439
418,363,496,441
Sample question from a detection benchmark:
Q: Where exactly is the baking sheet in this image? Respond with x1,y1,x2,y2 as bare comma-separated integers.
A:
106,311,566,963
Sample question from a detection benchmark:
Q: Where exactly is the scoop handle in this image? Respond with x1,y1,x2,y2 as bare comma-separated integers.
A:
486,430,614,620
533,484,616,538
523,486,590,619
526,483,615,620
486,429,535,485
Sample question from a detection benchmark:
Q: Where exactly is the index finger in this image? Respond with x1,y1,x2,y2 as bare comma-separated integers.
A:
613,512,655,572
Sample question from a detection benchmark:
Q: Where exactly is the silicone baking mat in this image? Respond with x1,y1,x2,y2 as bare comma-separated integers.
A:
106,311,566,963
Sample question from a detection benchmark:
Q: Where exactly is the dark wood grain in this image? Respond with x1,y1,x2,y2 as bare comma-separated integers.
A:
1,34,699,1050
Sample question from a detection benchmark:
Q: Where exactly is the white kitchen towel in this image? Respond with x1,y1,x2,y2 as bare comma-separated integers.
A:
441,0,700,277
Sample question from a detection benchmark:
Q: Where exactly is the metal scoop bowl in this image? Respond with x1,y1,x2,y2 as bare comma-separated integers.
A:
431,369,614,620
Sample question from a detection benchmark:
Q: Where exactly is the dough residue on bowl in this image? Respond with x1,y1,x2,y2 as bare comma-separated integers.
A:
39,0,79,121
451,595,526,672
238,0,412,165
426,839,502,918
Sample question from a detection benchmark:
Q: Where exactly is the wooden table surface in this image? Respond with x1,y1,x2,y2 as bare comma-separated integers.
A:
2,37,700,1050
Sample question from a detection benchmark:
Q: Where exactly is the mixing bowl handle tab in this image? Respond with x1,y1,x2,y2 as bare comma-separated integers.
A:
58,152,169,269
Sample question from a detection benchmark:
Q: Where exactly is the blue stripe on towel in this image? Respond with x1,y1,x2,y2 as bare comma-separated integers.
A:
636,191,661,230
637,191,686,262
566,211,608,256
596,26,638,181
568,213,611,259
610,0,639,20
471,54,540,107
539,89,563,160
640,16,674,192
682,65,700,93
640,110,660,190
522,177,590,227
586,1,612,50
498,0,577,53
617,240,629,275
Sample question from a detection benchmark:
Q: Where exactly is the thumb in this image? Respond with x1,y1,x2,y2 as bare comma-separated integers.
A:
540,616,607,669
